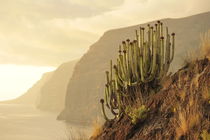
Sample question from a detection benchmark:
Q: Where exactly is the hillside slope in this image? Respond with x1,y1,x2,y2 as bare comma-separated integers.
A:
93,58,210,140
59,12,210,124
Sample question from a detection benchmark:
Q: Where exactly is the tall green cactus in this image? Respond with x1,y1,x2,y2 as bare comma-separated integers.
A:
100,21,175,121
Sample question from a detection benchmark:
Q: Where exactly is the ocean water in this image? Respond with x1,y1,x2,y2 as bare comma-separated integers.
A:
0,104,91,140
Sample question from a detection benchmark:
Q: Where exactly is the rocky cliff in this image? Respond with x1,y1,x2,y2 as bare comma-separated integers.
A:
36,60,78,112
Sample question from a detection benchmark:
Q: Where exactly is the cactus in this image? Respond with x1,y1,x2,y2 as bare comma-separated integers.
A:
100,21,175,121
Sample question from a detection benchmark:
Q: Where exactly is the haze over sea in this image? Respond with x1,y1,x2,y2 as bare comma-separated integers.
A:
0,104,91,140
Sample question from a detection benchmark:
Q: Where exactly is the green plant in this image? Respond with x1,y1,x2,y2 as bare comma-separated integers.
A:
125,105,149,124
201,130,210,140
100,21,175,121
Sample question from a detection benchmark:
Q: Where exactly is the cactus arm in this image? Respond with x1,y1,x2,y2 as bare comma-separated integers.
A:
110,60,112,81
105,85,110,109
100,99,113,121
164,28,171,74
139,54,146,83
106,71,110,84
170,33,175,63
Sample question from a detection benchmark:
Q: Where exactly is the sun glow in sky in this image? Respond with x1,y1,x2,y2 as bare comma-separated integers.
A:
0,65,55,101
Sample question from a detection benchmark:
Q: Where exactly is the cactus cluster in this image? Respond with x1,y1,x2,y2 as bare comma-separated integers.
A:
100,21,175,121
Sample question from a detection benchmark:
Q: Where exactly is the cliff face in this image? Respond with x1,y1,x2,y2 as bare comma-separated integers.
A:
6,59,77,113
36,60,78,112
59,12,210,124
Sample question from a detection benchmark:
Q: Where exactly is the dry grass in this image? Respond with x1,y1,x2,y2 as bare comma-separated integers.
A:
183,50,199,66
176,108,188,137
175,96,201,140
174,62,209,139
175,74,203,140
200,30,210,59
190,67,206,93
90,119,103,139
179,89,186,101
174,56,210,139
202,85,210,101
201,130,210,140
182,30,210,66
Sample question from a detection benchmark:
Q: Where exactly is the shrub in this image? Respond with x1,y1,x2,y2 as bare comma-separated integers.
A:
125,105,149,124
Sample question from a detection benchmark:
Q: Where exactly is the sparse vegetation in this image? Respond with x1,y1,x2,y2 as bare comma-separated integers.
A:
125,105,149,124
202,83,210,101
94,24,210,139
95,57,210,140
201,130,210,140
175,93,202,139
182,30,210,68
200,30,210,59
100,21,175,123
174,55,210,139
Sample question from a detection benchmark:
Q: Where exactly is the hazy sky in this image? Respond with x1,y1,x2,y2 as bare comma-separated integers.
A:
0,0,209,67
0,0,209,100
0,65,55,101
